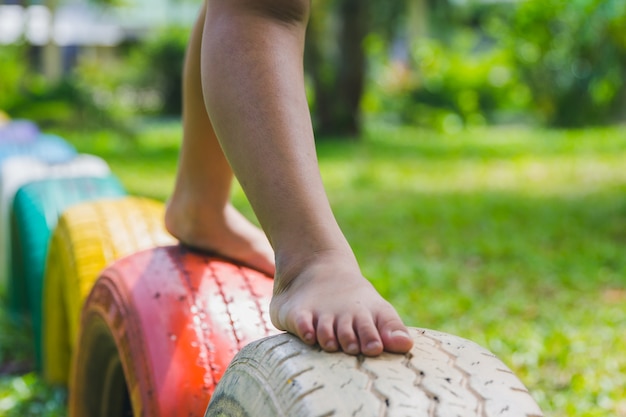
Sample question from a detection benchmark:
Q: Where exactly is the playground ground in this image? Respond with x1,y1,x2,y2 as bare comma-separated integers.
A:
1,121,625,417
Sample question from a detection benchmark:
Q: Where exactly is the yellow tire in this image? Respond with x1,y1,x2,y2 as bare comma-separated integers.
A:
42,196,176,385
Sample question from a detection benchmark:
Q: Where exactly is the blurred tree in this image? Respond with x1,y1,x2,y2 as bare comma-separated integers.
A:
127,26,188,116
366,0,626,129
306,0,369,138
306,0,414,138
87,0,125,5
0,45,30,113
503,0,626,126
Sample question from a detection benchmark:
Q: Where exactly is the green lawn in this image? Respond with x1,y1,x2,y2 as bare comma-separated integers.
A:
1,121,625,416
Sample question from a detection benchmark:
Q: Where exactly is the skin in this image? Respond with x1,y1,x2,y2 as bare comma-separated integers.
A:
165,0,413,356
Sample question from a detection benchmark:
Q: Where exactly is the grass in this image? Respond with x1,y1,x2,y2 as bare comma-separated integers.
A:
1,121,625,416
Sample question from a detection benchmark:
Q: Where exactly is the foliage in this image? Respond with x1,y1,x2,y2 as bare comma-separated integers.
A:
0,44,74,128
363,31,532,132
0,294,66,416
0,45,31,114
69,25,189,132
0,373,66,417
363,2,535,131
363,0,626,130
0,42,135,133
4,1,625,134
0,25,188,132
498,0,626,127
125,26,189,116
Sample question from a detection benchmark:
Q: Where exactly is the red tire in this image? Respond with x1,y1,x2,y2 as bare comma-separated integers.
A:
70,246,277,417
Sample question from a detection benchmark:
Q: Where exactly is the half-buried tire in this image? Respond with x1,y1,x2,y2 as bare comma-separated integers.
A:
0,119,39,144
42,197,176,386
0,155,109,287
0,133,76,165
69,246,277,417
205,328,544,417
9,175,126,369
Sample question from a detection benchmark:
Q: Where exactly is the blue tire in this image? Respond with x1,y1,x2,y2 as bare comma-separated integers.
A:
0,134,76,165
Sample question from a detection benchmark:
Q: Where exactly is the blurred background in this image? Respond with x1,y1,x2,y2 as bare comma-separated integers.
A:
1,1,625,416
1,0,625,136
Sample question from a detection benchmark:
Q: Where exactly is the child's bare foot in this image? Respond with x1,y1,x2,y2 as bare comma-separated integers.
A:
270,250,413,356
165,198,275,276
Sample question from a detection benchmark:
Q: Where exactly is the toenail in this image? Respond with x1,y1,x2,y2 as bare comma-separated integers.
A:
366,341,381,352
346,343,358,353
325,340,337,350
390,330,411,339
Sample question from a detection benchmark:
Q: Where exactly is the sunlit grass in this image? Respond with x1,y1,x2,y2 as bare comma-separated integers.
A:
319,124,626,416
1,121,625,416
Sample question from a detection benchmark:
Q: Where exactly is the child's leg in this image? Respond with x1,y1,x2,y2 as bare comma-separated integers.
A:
165,0,275,276
171,0,413,356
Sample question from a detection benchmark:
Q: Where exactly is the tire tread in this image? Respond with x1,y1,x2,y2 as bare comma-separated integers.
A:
206,328,544,417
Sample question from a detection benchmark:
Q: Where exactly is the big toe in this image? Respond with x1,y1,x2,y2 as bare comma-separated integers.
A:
380,321,413,353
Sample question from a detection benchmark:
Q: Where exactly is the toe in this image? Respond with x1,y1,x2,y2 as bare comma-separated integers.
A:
378,317,413,353
316,315,339,352
355,316,383,356
336,315,360,355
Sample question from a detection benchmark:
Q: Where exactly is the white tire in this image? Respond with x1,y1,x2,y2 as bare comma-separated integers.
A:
206,328,543,417
0,155,110,286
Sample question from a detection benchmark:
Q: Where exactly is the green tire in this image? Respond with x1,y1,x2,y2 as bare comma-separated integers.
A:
9,175,126,369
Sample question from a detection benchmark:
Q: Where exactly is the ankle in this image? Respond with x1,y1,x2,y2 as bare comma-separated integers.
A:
274,245,359,290
165,193,226,239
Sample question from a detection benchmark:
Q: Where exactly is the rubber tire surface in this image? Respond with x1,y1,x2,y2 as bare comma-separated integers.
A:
0,120,39,143
206,328,544,417
8,175,126,369
70,246,278,417
0,155,110,286
43,196,176,385
0,133,76,164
